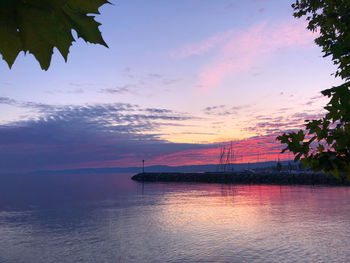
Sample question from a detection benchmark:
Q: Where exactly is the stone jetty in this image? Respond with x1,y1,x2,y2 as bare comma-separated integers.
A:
131,172,350,186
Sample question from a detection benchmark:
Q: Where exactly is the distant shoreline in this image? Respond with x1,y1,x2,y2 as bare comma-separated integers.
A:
131,172,350,186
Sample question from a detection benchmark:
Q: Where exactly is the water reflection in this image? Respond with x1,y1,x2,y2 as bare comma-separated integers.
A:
0,173,350,262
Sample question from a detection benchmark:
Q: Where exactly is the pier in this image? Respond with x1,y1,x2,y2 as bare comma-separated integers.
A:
132,172,350,186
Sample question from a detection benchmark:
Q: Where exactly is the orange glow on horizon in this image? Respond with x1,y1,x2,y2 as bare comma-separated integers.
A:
71,134,294,169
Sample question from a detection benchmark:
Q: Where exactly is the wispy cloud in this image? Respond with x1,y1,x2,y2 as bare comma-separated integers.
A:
172,20,315,90
204,104,249,116
100,84,139,95
170,30,235,58
0,97,17,105
0,100,202,172
243,108,325,135
199,20,315,89
98,72,181,96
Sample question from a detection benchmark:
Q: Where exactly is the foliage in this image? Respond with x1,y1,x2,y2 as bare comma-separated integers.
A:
0,0,109,70
277,0,350,178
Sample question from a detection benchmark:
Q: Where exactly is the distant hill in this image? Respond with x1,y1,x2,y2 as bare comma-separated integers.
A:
28,161,294,175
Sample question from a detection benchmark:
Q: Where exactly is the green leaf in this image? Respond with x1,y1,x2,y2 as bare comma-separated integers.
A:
0,0,109,70
63,5,108,47
317,144,325,152
68,0,110,14
0,6,23,67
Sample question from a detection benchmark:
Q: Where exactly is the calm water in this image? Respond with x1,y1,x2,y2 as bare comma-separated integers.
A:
0,173,350,263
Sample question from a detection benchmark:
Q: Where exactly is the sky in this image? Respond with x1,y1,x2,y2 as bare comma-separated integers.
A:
0,0,342,173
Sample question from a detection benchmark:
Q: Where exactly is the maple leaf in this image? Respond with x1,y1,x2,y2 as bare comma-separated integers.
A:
0,0,110,70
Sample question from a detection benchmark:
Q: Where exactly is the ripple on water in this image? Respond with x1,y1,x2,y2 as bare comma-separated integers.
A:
0,174,350,263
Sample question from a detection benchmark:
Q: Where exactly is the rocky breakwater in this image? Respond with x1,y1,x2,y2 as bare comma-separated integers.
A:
131,172,350,186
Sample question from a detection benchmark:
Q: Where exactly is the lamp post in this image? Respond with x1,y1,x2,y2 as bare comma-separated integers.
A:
142,160,145,173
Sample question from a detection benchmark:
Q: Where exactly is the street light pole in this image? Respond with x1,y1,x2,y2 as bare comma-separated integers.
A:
142,160,145,173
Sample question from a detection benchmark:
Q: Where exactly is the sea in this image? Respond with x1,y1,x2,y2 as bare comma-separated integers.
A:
0,173,350,263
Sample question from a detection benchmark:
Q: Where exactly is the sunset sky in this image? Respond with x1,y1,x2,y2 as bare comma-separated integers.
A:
0,0,342,172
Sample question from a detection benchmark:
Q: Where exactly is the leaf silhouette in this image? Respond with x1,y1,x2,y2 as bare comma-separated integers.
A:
0,0,110,70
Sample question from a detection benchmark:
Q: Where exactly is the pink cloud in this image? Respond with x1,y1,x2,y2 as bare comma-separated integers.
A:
172,20,316,90
170,29,235,58
200,20,316,89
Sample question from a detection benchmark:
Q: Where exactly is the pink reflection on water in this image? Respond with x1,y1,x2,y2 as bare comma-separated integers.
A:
144,183,350,258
